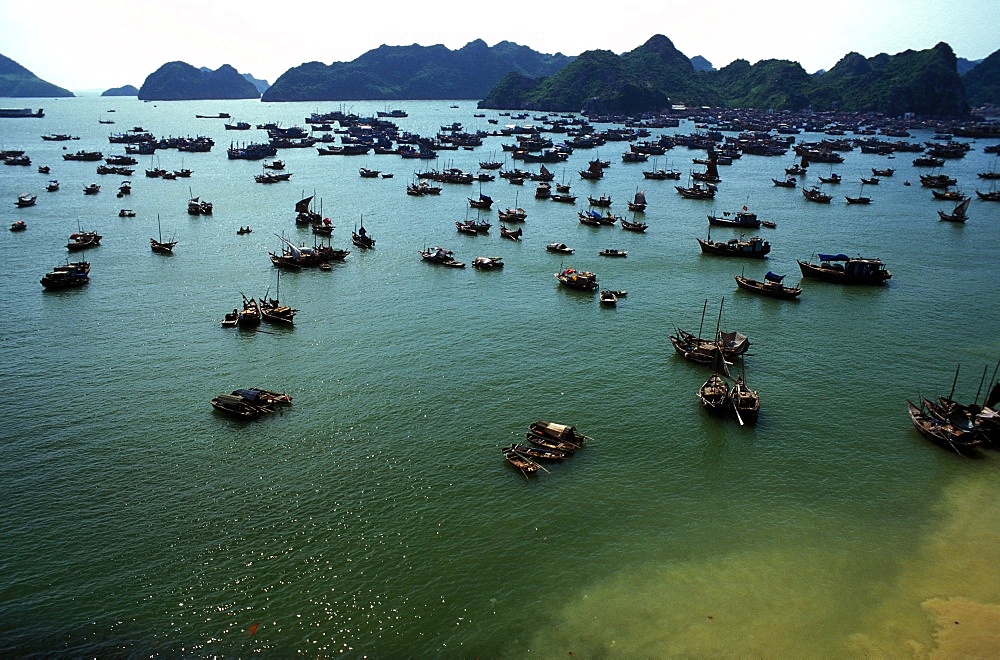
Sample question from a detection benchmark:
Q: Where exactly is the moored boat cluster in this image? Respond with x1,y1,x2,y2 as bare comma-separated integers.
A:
210,388,292,420
501,421,591,477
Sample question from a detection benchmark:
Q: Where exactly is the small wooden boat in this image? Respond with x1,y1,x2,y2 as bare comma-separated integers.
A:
627,189,647,212
588,194,612,207
772,177,797,188
37,165,50,174
15,193,36,207
528,421,590,446
555,268,598,291
471,256,504,269
504,443,566,461
908,400,982,455
236,296,261,329
599,290,618,306
66,230,102,251
352,217,376,249
699,373,730,415
237,226,253,235
9,220,26,232
802,186,831,203
501,445,540,475
697,234,771,259
818,173,841,184
359,167,380,178
729,374,760,425
598,249,627,258
761,220,777,229
525,432,580,454
546,242,574,254
938,198,970,223
47,180,60,192
210,394,263,419
499,225,522,241
734,272,802,299
845,195,872,204
620,216,648,232
40,261,90,289
119,208,136,217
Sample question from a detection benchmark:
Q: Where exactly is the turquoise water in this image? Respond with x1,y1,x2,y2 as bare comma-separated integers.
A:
1,97,999,656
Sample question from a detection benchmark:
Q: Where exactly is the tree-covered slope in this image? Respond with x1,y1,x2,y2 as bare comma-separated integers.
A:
0,53,74,97
963,48,1000,107
137,62,260,101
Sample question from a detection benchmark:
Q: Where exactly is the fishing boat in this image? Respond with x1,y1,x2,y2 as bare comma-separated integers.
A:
818,173,842,184
260,271,297,325
676,182,716,199
796,254,892,284
10,220,26,232
239,388,292,406
503,443,566,461
116,181,130,197
15,193,36,207
546,242,574,254
734,271,802,299
907,400,982,455
697,233,771,258
670,299,751,365
730,373,760,425
772,176,797,188
802,186,832,203
83,184,101,195
187,196,213,215
352,216,376,249
263,160,284,170
471,256,504,269
599,290,618,306
524,431,581,453
210,394,264,419
976,189,1000,201
938,197,970,223
419,246,464,268
40,261,90,289
66,229,102,251
47,180,60,192
119,208,136,218
620,216,648,232
598,248,627,258
627,189,647,212
499,225,522,241
699,372,730,416
150,215,177,254
643,168,681,180
468,192,493,209
497,197,527,222
236,296,262,329
501,445,539,476
359,167,380,178
931,190,965,201
588,194,612,208
707,207,760,228
579,160,604,180
554,267,598,291
528,421,590,446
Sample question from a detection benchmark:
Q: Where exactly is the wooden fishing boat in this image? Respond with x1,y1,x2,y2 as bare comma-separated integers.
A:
599,290,618,306
729,374,760,425
471,256,504,269
796,254,891,284
772,177,797,188
499,225,522,241
528,421,590,446
419,246,465,268
620,216,648,232
40,261,90,289
66,230,102,251
555,267,598,291
546,242,574,254
676,182,716,198
697,234,771,258
907,400,982,455
627,189,647,212
525,432,580,454
734,272,802,299
9,220,26,232
598,249,627,258
938,197,970,223
802,186,831,203
150,215,177,254
259,271,297,325
15,193,36,207
352,217,375,249
699,372,730,415
588,194,612,207
708,208,760,228
468,192,493,209
236,296,261,329
504,443,566,461
501,445,540,475
818,173,841,184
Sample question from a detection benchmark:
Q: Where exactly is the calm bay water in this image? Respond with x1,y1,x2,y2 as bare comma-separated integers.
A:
1,96,999,656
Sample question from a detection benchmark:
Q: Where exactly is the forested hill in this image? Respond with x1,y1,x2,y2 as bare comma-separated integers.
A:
0,53,74,98
479,36,993,118
261,40,572,102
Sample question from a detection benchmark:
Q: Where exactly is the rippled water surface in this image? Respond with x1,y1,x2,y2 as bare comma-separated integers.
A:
1,97,998,656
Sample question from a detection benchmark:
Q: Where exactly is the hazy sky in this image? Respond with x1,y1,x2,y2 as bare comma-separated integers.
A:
1,0,996,92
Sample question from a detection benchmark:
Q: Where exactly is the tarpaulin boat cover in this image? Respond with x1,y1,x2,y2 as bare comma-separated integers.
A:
764,271,785,282
817,253,849,262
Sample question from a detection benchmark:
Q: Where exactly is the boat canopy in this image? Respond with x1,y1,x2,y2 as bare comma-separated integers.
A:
764,271,785,282
817,253,849,262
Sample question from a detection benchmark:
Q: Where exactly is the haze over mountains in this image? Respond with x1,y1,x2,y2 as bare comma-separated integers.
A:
1,36,997,117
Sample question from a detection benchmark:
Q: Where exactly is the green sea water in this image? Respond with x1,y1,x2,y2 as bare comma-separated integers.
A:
1,97,999,656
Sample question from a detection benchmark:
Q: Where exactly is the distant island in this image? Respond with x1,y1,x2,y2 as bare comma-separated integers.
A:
479,36,989,118
1,35,998,118
261,39,571,102
102,85,138,97
138,62,260,101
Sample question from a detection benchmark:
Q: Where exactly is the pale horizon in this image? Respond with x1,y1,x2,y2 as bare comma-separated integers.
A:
1,0,996,93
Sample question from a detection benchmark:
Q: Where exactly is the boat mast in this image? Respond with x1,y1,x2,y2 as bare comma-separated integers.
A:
697,299,708,340
715,297,725,342
947,364,961,404
973,364,988,406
